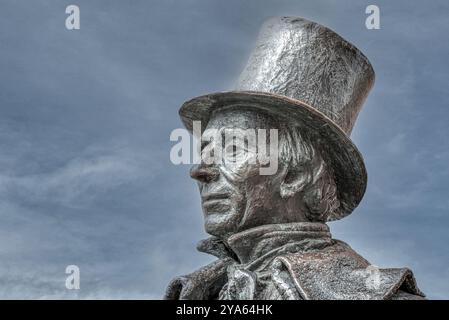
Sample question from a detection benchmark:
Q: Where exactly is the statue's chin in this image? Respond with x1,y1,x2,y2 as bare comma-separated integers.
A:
203,212,239,238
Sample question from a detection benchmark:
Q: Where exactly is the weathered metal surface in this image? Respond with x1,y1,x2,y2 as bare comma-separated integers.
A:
165,17,425,300
180,17,375,220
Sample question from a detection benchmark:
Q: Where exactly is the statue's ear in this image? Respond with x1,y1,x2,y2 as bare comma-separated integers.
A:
279,165,312,198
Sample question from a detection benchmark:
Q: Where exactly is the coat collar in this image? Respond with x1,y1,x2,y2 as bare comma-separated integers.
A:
197,222,332,264
168,224,425,300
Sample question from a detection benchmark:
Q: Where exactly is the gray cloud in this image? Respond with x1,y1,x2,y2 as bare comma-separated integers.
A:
0,144,150,208
0,0,448,299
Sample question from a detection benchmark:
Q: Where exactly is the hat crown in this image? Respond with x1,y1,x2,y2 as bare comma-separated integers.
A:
236,17,375,135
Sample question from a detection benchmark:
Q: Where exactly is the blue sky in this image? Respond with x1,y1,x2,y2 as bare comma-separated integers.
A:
0,0,448,299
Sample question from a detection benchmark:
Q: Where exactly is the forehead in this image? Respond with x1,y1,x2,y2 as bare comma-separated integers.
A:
205,106,280,130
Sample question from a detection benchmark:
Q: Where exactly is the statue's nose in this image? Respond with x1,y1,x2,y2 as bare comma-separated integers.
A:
190,164,219,183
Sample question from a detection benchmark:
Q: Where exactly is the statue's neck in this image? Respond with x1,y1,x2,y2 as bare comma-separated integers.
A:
224,222,332,264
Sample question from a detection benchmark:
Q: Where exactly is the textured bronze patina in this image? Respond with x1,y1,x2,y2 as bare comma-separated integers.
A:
165,17,425,300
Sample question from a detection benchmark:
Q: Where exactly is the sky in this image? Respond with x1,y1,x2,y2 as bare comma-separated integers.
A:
0,0,448,299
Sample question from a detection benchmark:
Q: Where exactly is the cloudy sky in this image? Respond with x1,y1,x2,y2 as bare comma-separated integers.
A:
0,0,448,299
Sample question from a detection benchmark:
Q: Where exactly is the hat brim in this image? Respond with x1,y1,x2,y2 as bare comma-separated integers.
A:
179,91,367,221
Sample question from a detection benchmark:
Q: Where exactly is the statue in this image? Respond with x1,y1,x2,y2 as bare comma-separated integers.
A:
164,17,425,300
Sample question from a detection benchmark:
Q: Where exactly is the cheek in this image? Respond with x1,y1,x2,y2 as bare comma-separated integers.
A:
248,176,274,195
244,170,284,202
221,157,262,181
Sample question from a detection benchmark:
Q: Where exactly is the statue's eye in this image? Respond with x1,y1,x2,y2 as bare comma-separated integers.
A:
224,143,237,157
223,140,247,164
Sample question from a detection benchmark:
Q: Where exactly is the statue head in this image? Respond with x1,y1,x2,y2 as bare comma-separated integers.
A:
180,17,374,234
190,106,340,238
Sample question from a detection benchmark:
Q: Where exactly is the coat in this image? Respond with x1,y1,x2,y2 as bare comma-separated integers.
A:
164,223,425,300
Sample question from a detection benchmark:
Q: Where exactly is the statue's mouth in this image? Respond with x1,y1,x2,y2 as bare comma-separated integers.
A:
201,193,229,207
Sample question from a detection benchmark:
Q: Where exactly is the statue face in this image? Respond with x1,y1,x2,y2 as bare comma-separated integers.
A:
190,107,289,238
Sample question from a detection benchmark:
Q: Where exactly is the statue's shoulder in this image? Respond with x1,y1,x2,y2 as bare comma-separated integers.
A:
271,240,425,300
164,257,233,300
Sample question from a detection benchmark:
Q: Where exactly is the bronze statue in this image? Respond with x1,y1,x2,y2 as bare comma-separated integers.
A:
165,17,425,300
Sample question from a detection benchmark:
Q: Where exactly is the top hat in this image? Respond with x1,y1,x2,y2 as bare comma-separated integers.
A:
179,17,375,220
